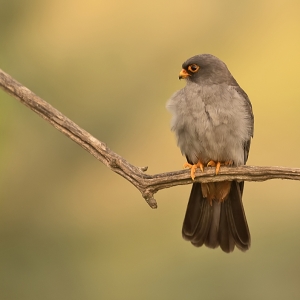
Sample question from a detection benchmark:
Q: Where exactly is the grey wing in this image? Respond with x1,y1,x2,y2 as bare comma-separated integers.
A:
231,84,254,196
232,84,254,164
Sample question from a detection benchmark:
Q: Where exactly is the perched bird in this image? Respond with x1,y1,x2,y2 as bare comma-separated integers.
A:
166,54,254,253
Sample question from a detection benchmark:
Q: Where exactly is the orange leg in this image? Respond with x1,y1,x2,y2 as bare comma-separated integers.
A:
207,160,233,175
184,161,204,180
224,160,233,166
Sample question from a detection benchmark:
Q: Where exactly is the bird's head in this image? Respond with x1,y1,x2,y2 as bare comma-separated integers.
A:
179,54,233,85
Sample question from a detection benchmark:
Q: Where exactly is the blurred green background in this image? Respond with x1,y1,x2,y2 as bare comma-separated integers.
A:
1,0,300,299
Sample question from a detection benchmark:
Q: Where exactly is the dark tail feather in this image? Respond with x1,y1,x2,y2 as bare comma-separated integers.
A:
205,201,221,249
225,181,251,251
182,181,250,253
182,183,212,247
219,202,235,253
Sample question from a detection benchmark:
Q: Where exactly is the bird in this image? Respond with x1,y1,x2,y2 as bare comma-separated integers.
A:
166,54,254,253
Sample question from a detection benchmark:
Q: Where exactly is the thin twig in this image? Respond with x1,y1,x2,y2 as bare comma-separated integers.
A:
1,68,300,209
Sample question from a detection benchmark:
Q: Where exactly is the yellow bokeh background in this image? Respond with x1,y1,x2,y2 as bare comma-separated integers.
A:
1,1,300,299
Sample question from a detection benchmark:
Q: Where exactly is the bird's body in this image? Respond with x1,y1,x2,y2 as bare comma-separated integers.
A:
167,54,254,253
168,81,251,166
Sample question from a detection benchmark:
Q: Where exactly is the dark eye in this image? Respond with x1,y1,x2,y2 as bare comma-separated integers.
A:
188,64,200,73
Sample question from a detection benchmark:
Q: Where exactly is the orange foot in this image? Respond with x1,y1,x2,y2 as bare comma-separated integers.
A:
183,161,204,180
207,160,233,175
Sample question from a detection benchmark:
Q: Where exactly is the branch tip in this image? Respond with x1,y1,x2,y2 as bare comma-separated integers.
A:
142,190,157,209
139,166,148,172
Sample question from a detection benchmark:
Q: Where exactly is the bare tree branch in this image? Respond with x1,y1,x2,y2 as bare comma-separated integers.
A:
1,68,300,209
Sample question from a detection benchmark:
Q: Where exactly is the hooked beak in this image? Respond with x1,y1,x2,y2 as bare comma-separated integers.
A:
179,69,190,80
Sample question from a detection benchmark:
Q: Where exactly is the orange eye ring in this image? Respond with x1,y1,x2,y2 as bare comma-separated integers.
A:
188,64,200,73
